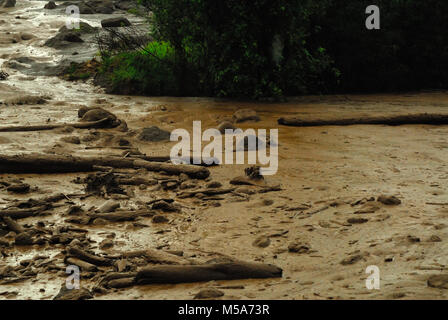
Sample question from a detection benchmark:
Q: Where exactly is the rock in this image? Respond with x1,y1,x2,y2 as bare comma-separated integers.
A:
152,200,178,212
80,107,117,122
347,217,369,224
44,30,84,48
138,126,171,142
60,136,81,144
429,235,442,242
232,109,260,123
53,285,93,300
7,183,30,193
194,288,224,299
245,166,263,180
101,17,131,28
217,121,236,133
15,232,34,245
70,0,114,14
114,0,134,10
59,22,97,34
206,181,222,189
253,235,271,248
99,239,114,250
20,33,34,41
1,0,16,8
340,254,363,265
377,195,401,205
86,0,114,13
44,1,56,9
98,200,120,213
407,235,420,243
288,241,310,254
4,95,47,105
428,275,448,289
0,70,9,80
66,205,84,215
152,215,169,223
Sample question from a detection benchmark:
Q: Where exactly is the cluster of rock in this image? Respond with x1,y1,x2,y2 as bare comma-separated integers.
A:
43,0,135,14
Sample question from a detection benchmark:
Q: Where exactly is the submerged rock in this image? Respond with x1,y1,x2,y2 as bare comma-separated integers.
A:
232,108,260,123
194,288,224,299
138,126,171,142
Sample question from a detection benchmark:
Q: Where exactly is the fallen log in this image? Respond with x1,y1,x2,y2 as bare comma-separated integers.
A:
88,210,153,222
278,113,448,127
67,247,113,267
0,117,118,132
120,249,191,265
133,159,210,179
135,261,282,285
65,257,98,272
0,206,47,219
0,154,210,179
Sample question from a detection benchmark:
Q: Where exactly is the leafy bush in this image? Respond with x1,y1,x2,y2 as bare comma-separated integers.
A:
99,0,448,97
99,41,179,95
135,0,336,98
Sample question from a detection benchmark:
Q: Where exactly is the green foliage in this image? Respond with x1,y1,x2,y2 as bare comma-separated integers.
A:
102,0,448,97
137,0,336,98
99,41,179,95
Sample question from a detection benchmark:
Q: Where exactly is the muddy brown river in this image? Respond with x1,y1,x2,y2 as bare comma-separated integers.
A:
1,1,448,300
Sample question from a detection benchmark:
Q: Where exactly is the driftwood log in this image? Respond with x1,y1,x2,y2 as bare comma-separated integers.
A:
0,206,47,219
0,117,118,132
278,113,448,127
67,247,113,267
135,261,282,285
87,209,154,222
119,249,191,265
0,154,210,179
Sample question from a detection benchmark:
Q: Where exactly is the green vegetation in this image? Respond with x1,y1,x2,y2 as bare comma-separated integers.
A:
63,62,93,81
97,0,448,98
99,41,178,95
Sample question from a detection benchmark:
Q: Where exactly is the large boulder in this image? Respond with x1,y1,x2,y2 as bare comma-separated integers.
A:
86,0,114,13
138,126,171,142
45,31,83,48
45,22,96,49
101,17,131,28
114,0,134,11
59,21,97,34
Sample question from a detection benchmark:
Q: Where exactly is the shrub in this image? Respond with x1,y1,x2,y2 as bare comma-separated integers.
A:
99,41,179,95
